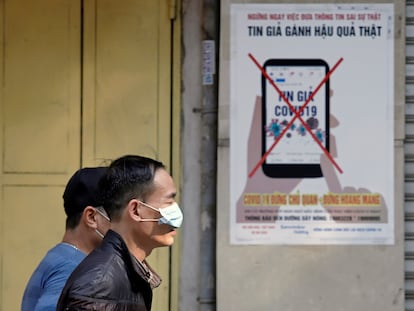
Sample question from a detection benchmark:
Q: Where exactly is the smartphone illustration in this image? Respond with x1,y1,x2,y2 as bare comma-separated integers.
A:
261,59,329,178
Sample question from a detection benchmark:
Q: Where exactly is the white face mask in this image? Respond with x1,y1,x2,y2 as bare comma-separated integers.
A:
139,201,183,228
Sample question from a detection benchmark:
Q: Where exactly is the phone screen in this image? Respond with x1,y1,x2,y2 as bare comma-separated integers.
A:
261,59,329,178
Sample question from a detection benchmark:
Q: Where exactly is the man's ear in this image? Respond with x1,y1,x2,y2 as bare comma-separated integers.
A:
127,199,141,221
82,206,98,229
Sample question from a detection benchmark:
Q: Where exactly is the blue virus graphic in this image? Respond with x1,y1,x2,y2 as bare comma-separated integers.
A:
266,119,282,138
315,129,325,143
297,124,306,136
266,117,324,142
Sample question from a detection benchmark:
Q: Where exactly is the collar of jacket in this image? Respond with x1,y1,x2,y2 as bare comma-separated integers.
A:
105,230,162,290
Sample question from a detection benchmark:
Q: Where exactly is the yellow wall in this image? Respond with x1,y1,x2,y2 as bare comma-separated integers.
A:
0,0,180,310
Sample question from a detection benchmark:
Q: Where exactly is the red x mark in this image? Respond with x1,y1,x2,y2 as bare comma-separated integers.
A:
248,53,344,178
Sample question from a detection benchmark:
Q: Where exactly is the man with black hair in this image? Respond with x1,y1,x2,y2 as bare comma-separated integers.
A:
21,167,111,311
57,155,183,310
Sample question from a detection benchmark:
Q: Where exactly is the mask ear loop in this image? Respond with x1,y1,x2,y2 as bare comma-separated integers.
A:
137,201,162,223
95,207,110,239
95,229,105,239
95,207,110,222
138,219,160,222
139,201,160,213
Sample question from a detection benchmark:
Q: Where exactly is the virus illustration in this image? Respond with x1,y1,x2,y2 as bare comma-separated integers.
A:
266,119,283,138
315,129,325,143
280,119,297,138
266,117,324,142
297,124,307,136
306,117,319,130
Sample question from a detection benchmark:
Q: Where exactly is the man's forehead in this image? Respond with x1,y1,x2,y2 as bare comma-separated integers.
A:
153,169,176,194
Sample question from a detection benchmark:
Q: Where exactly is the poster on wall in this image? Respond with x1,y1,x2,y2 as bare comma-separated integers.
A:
230,3,394,245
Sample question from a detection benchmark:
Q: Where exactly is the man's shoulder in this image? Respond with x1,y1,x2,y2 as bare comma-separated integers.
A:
26,244,84,280
49,242,85,256
69,241,121,279
61,249,128,301
22,244,85,311
64,237,131,290
43,243,86,269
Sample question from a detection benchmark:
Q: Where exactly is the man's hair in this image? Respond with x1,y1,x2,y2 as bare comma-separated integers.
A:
63,167,107,230
99,155,165,221
66,212,83,229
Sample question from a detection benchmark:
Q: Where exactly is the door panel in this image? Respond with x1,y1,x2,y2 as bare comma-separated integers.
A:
3,0,81,172
83,0,172,165
3,186,64,309
0,0,81,310
82,1,172,310
0,0,174,310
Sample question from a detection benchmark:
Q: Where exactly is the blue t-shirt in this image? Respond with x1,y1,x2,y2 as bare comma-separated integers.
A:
21,243,86,311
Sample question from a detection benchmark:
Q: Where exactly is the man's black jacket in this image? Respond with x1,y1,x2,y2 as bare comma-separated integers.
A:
57,230,159,311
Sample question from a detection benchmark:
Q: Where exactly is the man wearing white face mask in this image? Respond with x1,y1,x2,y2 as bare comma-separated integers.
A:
21,167,111,311
137,201,183,228
57,155,183,311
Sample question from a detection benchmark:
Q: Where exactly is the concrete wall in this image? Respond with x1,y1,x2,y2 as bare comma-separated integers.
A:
180,0,203,310
216,1,405,311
